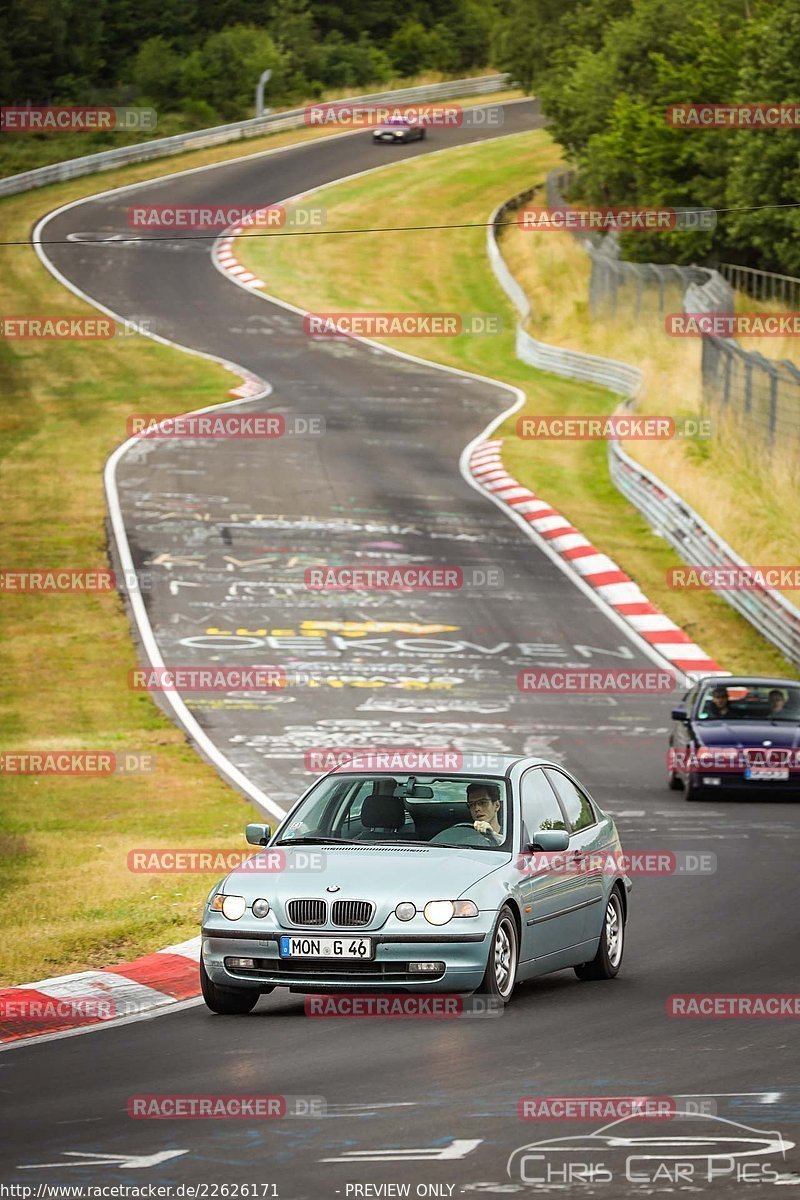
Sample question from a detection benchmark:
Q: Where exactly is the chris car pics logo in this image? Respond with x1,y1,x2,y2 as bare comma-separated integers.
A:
506,1112,793,1187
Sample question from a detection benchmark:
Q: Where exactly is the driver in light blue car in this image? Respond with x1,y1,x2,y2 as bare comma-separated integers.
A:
465,781,504,844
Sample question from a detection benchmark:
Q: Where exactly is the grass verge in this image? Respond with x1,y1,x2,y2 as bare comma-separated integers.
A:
237,127,793,678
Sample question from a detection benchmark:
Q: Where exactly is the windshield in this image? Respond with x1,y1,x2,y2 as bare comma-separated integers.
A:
697,683,800,722
276,774,512,851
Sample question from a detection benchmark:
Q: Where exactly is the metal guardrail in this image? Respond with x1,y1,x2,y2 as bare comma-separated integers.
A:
548,170,800,451
489,190,643,401
487,180,800,669
720,262,800,309
0,74,512,197
609,436,800,668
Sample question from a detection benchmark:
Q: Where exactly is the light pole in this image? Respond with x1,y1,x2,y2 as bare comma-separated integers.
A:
255,69,273,118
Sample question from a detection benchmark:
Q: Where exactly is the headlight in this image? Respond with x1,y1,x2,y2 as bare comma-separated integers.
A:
424,900,455,926
211,894,246,921
252,898,270,918
422,900,479,925
395,902,416,921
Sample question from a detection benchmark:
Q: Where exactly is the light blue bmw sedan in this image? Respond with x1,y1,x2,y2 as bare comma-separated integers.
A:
200,755,632,1013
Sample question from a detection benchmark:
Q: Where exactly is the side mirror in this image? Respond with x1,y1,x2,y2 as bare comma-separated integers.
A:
246,822,271,846
671,707,689,722
529,829,569,852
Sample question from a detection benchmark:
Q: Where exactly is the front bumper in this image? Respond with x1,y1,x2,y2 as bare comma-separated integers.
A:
688,770,800,797
201,925,490,992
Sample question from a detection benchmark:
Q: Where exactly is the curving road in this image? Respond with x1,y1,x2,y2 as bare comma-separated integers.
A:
3,100,798,1197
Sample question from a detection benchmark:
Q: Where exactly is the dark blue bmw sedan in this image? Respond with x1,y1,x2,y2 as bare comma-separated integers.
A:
668,676,800,800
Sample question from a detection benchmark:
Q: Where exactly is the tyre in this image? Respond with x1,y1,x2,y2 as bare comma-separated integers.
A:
684,773,701,801
574,888,625,980
419,128,426,140
668,758,684,790
478,906,518,1001
200,957,260,1014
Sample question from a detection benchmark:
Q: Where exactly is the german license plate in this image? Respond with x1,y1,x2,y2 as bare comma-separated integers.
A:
279,935,373,959
745,766,789,781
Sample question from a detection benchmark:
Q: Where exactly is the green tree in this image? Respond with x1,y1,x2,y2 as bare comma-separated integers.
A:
387,20,431,77
190,25,287,120
130,37,184,105
725,1,800,274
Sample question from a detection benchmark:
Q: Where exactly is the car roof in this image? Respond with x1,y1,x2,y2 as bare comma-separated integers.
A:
692,675,800,688
328,753,540,778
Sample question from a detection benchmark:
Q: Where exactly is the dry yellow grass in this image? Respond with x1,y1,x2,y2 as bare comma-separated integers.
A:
499,221,800,607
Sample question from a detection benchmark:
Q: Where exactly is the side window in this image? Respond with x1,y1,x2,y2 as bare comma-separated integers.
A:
545,769,595,833
520,769,567,845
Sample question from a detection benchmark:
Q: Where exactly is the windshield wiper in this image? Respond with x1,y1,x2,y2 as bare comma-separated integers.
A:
429,841,501,850
365,838,431,846
275,836,359,846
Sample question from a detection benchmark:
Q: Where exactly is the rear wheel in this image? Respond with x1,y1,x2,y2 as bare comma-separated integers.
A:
574,889,624,980
200,957,260,1014
478,907,518,1001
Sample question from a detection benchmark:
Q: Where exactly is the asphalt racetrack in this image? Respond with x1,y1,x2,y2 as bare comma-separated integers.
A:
4,99,798,1197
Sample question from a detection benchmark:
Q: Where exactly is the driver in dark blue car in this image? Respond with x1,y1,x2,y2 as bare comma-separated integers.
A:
466,781,504,843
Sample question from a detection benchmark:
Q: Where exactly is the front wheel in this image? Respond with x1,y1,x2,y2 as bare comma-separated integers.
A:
668,761,683,790
478,907,518,1001
200,957,260,1014
574,889,625,980
684,773,701,801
